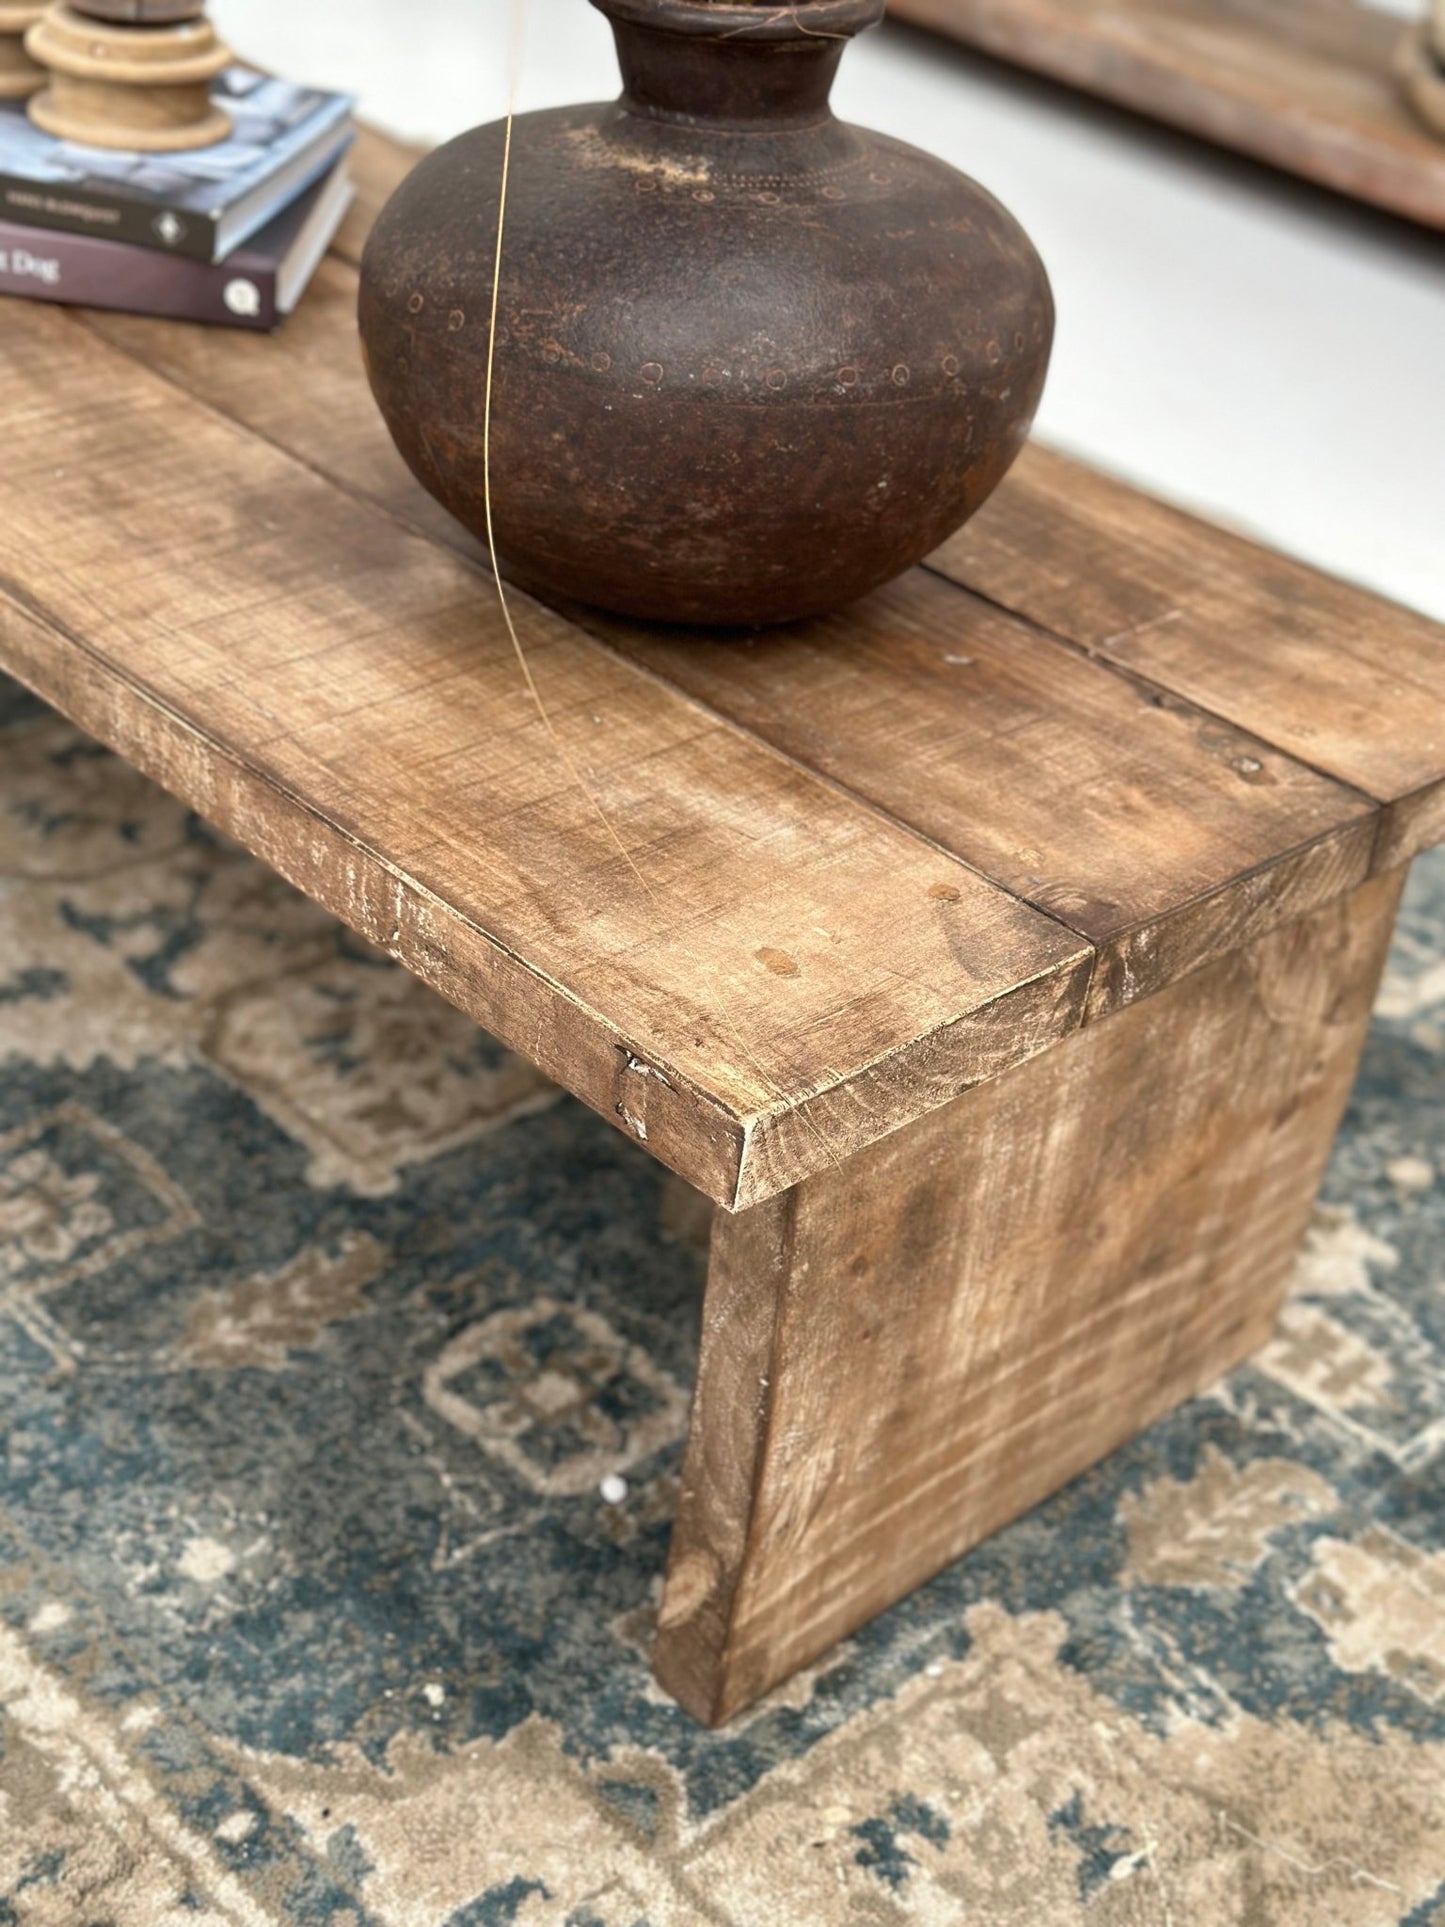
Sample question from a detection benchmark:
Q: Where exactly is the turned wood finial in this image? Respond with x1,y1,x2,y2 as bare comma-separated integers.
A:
25,0,232,150
0,2,47,99
1399,0,1445,139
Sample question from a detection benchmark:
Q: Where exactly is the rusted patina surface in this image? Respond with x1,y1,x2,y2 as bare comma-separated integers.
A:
359,0,1054,626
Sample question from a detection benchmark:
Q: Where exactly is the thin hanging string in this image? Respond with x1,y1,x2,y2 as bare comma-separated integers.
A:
478,0,847,1184
481,0,677,893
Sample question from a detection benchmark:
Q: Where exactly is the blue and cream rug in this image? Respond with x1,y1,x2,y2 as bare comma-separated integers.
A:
1,668,1443,1926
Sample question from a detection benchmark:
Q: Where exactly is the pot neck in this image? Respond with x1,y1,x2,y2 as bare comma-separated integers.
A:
590,0,882,131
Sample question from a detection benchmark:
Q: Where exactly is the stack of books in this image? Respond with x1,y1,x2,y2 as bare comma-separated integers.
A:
0,65,354,330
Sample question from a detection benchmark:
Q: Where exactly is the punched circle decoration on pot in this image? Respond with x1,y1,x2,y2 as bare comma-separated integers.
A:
359,0,1054,628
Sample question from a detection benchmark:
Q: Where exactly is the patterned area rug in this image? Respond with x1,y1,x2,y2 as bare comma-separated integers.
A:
1,669,1443,1927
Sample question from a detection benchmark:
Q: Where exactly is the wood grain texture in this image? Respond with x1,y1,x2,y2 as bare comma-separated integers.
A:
2,117,1439,1730
590,573,1379,1021
82,125,1445,865
6,121,1442,1206
0,295,1092,1209
336,127,421,265
931,443,1445,866
71,129,1416,1034
886,0,1445,229
656,867,1406,1723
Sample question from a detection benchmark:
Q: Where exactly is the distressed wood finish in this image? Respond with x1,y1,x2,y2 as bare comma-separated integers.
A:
2,119,1443,1723
0,297,1094,1211
589,576,1380,1021
25,2,233,153
71,141,1436,1040
0,1,45,101
886,0,1445,230
930,443,1445,869
657,870,1405,1722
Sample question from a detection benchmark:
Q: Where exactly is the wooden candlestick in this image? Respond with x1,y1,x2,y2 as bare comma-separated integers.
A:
0,1,46,98
26,0,231,151
1399,0,1445,139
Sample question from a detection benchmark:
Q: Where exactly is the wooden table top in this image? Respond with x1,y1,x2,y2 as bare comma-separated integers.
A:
885,0,1445,232
0,126,1441,1210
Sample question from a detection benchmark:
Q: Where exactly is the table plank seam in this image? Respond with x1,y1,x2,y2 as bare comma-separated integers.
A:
58,303,1105,959
596,609,1382,1014
10,198,1425,1207
61,295,1378,990
921,555,1390,825
57,295,1390,1046
567,616,1112,942
939,444,1445,750
2,308,1105,1207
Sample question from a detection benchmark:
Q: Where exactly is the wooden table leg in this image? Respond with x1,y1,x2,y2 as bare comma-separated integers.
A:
654,867,1407,1725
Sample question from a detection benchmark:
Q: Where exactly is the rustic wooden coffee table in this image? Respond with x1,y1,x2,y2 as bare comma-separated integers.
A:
1,127,1441,1726
886,0,1445,231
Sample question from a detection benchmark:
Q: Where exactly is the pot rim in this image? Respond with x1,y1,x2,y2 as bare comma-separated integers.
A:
590,0,884,44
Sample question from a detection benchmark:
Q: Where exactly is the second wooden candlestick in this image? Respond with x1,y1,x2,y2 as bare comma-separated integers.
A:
26,0,231,150
0,1,46,98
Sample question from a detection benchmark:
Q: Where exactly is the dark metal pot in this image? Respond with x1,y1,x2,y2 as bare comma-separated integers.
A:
358,0,1053,627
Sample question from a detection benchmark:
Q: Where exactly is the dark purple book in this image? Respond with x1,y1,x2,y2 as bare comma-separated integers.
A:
0,162,352,330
